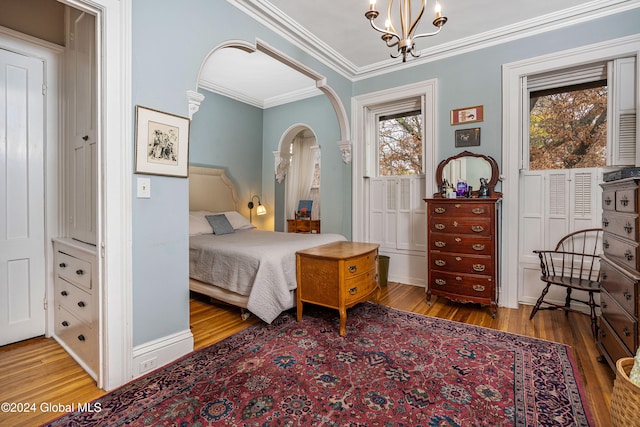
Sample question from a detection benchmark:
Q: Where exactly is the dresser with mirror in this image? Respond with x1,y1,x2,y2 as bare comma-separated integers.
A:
424,151,502,317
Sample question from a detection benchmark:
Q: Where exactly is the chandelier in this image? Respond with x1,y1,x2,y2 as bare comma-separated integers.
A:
365,0,447,62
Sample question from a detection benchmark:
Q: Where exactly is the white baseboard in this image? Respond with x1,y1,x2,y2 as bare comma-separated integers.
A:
131,329,194,378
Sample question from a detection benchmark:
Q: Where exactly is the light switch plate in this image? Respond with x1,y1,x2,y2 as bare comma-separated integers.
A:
137,177,151,198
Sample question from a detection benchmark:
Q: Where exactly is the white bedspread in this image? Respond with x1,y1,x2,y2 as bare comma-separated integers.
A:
189,229,346,323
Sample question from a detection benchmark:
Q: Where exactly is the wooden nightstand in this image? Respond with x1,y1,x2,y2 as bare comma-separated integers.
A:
296,241,380,336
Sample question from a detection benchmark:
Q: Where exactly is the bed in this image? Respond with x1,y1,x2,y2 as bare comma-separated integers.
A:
188,166,346,323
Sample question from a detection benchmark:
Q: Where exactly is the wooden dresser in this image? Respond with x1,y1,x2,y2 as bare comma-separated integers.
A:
424,197,501,317
296,241,380,336
52,238,99,381
598,177,640,370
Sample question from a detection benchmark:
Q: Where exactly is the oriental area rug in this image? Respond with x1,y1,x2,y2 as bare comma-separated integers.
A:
45,303,593,426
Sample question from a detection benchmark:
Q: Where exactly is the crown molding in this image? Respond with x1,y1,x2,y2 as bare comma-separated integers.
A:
229,0,640,81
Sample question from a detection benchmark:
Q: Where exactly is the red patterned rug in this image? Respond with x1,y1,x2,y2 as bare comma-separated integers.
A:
45,303,593,426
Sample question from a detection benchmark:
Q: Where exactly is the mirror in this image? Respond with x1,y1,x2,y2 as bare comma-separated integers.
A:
435,151,500,197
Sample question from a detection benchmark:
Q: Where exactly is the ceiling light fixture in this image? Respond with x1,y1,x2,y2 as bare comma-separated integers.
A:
365,0,447,62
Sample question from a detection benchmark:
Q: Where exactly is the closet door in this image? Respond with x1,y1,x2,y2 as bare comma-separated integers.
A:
67,8,97,245
0,49,46,345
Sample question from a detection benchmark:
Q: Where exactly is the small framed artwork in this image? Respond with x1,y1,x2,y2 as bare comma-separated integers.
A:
455,127,481,147
135,105,190,177
450,105,484,125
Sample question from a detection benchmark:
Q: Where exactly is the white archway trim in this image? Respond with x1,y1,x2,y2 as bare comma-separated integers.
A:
501,33,640,310
190,39,351,162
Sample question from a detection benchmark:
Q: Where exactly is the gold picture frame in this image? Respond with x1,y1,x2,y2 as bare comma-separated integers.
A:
135,105,190,177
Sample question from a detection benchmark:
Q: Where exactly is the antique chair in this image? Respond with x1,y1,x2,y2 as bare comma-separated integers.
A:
529,228,603,338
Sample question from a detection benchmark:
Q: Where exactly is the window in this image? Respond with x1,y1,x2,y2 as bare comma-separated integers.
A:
529,82,607,170
378,110,423,176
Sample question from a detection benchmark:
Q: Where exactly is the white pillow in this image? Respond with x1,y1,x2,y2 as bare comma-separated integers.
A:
222,211,255,230
189,211,213,235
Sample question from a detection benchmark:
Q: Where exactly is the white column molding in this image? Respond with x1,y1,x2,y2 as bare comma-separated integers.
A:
336,140,351,164
187,90,205,119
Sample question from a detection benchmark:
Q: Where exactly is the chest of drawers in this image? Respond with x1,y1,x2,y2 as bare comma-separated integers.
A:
424,198,501,317
598,178,640,370
296,241,380,336
52,238,99,381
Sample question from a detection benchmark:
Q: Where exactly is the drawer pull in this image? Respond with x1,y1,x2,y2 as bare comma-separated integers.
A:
471,225,484,233
601,301,608,309
455,257,462,261
348,287,358,295
602,218,609,227
625,222,634,234
61,290,68,296
434,260,446,267
435,223,445,230
625,250,634,261
82,135,89,141
472,285,485,292
471,208,485,215
435,279,446,286
455,238,462,243
455,276,463,281
453,221,459,227
472,264,486,272
59,262,67,268
621,196,629,207
77,334,86,342
76,269,85,276
435,241,446,248
624,290,632,300
623,326,631,337
472,244,486,251
348,265,357,273
605,196,612,205
77,301,86,308
601,273,608,281
603,240,610,249
61,321,70,327
434,207,446,214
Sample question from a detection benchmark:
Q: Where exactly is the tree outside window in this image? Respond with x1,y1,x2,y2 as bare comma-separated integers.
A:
529,83,607,170
378,110,423,176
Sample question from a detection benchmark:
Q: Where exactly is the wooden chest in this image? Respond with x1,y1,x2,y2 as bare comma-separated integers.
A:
424,198,501,317
598,178,640,371
296,241,380,336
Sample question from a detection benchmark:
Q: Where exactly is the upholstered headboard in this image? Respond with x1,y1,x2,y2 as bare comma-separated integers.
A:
189,166,240,213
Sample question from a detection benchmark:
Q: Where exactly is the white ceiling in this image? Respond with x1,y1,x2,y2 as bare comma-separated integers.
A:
199,0,639,108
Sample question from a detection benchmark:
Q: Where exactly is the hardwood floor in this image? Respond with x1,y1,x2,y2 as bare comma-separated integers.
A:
0,282,614,426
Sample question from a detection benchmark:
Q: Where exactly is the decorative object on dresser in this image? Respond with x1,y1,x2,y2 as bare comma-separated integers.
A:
598,176,640,371
296,241,380,336
425,151,501,317
529,228,603,338
52,238,99,382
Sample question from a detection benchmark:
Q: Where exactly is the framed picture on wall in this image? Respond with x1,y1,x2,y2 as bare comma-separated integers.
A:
135,105,191,177
450,105,484,125
455,127,481,147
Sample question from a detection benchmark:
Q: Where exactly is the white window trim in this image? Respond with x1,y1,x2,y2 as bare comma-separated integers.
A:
351,79,438,243
501,34,640,309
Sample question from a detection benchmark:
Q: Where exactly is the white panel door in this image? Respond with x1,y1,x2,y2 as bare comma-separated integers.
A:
0,48,46,345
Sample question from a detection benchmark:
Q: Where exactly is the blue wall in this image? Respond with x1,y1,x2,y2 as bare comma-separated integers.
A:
131,0,352,346
130,1,640,348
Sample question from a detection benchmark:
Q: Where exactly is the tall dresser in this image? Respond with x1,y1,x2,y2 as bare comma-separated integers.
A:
598,177,640,370
425,151,502,318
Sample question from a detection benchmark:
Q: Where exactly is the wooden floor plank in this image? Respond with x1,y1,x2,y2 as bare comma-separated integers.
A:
0,283,613,426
